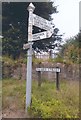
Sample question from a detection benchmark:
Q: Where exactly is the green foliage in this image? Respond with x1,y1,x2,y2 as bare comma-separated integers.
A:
2,55,27,65
60,34,80,64
29,80,79,118
32,57,49,64
2,79,79,118
2,56,15,65
47,55,63,63
2,28,24,59
53,56,63,63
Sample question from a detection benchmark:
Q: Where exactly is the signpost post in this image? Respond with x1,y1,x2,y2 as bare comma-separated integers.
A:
26,3,35,111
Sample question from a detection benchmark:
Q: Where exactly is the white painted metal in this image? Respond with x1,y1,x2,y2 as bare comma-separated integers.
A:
36,68,61,73
33,13,53,30
26,3,35,111
23,43,30,50
32,30,52,41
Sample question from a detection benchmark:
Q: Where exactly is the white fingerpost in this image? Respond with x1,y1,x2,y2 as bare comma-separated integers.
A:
26,3,35,111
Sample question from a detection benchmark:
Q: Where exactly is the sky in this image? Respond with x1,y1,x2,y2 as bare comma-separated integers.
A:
52,0,80,41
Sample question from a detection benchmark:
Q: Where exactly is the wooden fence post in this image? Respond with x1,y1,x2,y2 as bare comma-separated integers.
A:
38,71,41,87
38,62,42,87
56,67,60,90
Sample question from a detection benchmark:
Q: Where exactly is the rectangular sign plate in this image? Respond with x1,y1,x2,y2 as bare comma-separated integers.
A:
33,14,53,30
36,68,61,72
23,43,30,50
32,31,52,41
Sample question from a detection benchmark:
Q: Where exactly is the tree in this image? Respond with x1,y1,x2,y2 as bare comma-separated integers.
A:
2,2,62,59
60,33,80,64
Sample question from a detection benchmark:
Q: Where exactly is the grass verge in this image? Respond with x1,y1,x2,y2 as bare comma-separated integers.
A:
2,79,79,118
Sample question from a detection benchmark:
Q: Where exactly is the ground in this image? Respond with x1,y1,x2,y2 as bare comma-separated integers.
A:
3,109,27,118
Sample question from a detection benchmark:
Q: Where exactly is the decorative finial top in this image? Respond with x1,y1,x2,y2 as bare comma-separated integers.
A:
27,3,35,12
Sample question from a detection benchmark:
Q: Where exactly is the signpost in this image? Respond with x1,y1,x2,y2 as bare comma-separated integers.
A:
23,3,54,111
26,3,35,111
